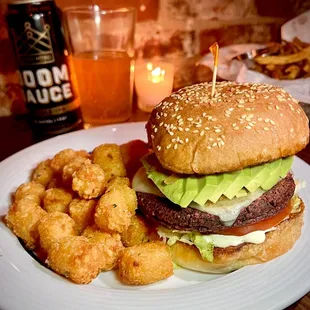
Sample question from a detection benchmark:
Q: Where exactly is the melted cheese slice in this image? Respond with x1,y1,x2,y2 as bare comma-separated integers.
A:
133,167,265,226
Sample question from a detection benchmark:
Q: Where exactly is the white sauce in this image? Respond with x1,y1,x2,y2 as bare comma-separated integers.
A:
202,228,274,248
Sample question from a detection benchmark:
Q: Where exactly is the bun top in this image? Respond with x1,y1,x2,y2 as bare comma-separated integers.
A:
147,82,309,175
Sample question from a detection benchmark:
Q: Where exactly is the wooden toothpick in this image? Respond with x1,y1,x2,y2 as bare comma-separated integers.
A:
209,42,219,98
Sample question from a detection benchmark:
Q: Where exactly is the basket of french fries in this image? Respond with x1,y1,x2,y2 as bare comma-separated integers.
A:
250,38,310,80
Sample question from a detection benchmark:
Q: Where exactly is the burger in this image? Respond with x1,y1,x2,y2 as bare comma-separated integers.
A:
132,81,309,273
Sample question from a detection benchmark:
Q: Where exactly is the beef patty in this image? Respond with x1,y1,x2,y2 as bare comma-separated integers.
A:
137,173,295,234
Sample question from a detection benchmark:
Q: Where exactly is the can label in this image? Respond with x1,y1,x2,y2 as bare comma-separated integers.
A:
7,1,82,135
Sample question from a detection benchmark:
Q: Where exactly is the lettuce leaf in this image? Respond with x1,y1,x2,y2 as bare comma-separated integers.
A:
141,154,293,208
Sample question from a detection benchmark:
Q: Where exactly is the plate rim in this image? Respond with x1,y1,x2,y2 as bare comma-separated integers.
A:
0,122,310,310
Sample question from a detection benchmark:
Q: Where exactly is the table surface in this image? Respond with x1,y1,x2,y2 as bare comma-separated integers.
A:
0,111,310,310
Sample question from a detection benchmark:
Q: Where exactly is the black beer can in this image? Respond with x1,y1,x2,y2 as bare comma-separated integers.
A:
6,0,83,136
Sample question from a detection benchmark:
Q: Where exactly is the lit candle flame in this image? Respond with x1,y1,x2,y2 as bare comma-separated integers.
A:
147,64,165,83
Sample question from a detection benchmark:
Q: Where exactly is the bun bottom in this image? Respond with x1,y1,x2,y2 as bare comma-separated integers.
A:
170,201,304,274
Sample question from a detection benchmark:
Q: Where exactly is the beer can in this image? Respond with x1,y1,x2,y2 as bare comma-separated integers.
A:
6,0,83,136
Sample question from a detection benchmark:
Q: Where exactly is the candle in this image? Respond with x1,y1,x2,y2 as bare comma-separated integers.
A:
135,61,174,112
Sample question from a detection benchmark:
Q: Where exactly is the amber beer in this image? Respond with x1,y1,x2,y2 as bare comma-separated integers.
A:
6,0,83,136
72,51,133,125
63,6,136,127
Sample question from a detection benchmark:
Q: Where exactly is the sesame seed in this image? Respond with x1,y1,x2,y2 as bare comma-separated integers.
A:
267,106,272,110
249,122,254,127
245,126,252,129
176,115,181,119
212,142,217,147
151,134,154,139
185,138,189,143
232,123,237,127
156,146,161,151
185,128,190,132
174,144,178,150
215,129,221,133
207,146,212,150
263,127,269,131
258,117,263,121
166,144,171,149
241,114,247,119
187,118,193,121
268,102,273,105
208,138,214,141
290,128,294,133
178,127,183,131
193,130,199,133
217,142,222,147
238,104,244,108
200,130,205,136
169,131,174,136
275,105,280,110
233,126,239,130
205,127,210,131
270,120,275,125
265,118,270,123
159,122,164,126
172,138,176,142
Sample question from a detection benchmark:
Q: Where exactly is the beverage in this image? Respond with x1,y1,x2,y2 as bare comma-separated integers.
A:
6,0,83,136
72,51,133,126
63,6,136,127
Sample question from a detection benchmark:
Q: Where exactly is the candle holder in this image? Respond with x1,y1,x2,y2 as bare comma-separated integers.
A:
135,60,174,113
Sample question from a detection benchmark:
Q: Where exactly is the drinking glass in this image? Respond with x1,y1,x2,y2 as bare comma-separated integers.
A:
63,6,136,127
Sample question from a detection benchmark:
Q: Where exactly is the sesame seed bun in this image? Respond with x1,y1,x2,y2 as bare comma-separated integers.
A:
169,200,304,273
147,82,309,175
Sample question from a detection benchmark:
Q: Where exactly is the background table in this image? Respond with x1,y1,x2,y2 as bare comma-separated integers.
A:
0,112,309,310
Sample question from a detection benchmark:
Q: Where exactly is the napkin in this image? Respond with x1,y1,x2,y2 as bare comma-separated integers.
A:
199,10,310,104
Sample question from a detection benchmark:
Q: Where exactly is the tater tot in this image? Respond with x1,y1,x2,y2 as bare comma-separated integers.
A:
92,144,127,181
31,160,54,187
38,211,77,252
69,198,96,234
121,215,155,247
50,149,89,174
62,157,91,187
6,198,47,249
14,181,45,205
47,236,103,284
43,188,73,213
118,242,173,285
107,177,130,190
82,225,124,270
72,163,107,199
94,187,135,233
46,176,63,189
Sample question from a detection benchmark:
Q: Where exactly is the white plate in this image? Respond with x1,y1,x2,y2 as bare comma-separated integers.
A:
1,122,310,310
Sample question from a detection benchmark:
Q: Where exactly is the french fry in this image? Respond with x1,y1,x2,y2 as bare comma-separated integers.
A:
255,46,310,65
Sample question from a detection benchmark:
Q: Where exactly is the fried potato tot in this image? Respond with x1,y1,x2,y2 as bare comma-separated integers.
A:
43,188,73,213
47,236,103,284
31,160,54,187
118,242,173,285
38,211,77,252
6,198,47,249
72,163,107,199
69,198,96,234
50,149,89,174
46,176,64,189
121,215,155,247
82,225,124,270
62,157,91,187
106,183,137,214
14,181,45,205
107,177,130,190
92,144,126,181
94,186,136,233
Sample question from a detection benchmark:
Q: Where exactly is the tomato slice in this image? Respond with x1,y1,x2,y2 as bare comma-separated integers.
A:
218,201,293,236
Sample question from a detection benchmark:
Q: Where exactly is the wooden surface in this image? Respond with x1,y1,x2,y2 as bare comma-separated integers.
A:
0,111,310,310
